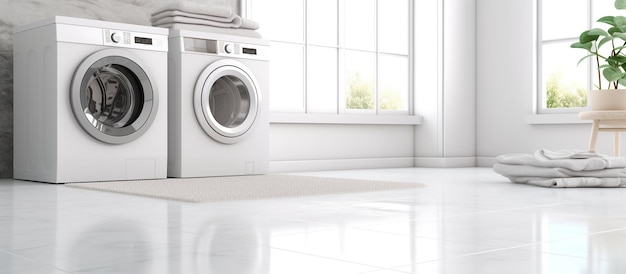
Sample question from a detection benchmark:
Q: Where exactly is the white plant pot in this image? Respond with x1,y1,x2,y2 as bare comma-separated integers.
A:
588,89,626,110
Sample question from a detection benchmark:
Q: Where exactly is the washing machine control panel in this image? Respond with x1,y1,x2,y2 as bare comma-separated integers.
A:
183,38,268,60
103,29,168,51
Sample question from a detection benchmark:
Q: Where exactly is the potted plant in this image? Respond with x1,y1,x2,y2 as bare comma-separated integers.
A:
571,0,626,110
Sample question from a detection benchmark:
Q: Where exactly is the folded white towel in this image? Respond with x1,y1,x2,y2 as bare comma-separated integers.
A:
496,149,626,171
157,23,263,38
505,176,626,188
238,17,260,30
152,15,240,29
492,163,626,178
539,149,604,160
151,10,235,24
151,1,233,18
152,15,259,30
151,1,260,30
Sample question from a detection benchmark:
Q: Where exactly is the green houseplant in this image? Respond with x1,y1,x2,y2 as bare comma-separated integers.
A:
571,0,626,110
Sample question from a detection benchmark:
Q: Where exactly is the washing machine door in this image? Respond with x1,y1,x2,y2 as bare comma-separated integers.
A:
194,59,261,144
70,49,158,144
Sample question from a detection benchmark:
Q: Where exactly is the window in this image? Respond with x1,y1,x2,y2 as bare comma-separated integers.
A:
248,0,412,115
538,0,617,112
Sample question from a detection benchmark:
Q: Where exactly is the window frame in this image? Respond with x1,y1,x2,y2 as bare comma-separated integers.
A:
244,0,415,118
536,0,593,114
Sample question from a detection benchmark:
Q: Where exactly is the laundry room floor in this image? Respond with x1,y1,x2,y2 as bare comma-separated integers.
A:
2,167,626,273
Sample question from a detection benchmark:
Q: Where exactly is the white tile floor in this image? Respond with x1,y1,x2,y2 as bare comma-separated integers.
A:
2,167,626,273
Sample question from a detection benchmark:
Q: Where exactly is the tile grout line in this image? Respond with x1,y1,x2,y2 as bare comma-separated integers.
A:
449,226,626,259
0,247,70,273
264,246,391,271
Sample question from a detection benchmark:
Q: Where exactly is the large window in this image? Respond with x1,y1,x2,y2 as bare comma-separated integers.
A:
538,0,617,112
249,0,412,115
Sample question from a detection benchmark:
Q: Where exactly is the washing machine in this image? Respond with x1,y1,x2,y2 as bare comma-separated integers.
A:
168,29,269,177
13,16,168,183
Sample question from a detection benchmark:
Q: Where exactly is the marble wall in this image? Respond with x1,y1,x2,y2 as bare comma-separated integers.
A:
0,0,239,178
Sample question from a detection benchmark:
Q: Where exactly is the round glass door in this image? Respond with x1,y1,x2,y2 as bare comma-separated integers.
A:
71,49,158,144
194,59,260,144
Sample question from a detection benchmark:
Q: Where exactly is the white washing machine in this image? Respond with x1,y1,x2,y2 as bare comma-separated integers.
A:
168,29,269,177
13,16,168,183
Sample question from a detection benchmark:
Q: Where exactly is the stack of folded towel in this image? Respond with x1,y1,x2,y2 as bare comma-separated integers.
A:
493,149,626,187
150,1,262,38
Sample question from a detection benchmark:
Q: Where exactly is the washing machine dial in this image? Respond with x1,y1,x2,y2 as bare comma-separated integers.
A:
111,32,123,43
224,43,234,54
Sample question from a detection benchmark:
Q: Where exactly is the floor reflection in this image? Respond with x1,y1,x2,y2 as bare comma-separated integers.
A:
4,168,626,273
167,204,270,274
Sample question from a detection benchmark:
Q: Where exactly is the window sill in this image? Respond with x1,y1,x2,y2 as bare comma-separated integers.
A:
270,113,423,125
526,113,590,124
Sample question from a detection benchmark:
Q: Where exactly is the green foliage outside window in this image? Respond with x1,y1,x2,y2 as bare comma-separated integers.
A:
545,72,587,108
346,72,375,110
346,72,404,110
379,87,403,110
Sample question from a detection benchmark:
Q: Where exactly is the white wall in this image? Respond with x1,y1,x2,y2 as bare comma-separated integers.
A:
475,0,615,164
270,124,415,172
414,0,443,160
415,0,477,167
442,0,476,159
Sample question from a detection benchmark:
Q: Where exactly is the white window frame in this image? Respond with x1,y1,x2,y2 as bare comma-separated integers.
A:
536,0,592,114
243,0,418,124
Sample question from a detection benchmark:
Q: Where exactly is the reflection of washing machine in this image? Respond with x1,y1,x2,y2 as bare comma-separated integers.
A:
13,16,168,183
168,29,269,177
192,217,270,273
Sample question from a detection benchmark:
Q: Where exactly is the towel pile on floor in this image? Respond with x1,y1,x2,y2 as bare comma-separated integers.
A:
150,1,262,38
493,149,626,187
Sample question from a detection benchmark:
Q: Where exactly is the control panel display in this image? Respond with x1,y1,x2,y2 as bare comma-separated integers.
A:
242,48,257,55
135,37,153,45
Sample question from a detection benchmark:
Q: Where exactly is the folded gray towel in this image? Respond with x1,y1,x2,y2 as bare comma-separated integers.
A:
496,149,626,171
505,176,626,188
494,149,626,187
156,23,262,38
493,163,626,178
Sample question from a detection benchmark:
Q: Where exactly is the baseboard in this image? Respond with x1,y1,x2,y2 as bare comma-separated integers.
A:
414,157,476,168
476,157,497,167
269,157,415,173
270,156,493,172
